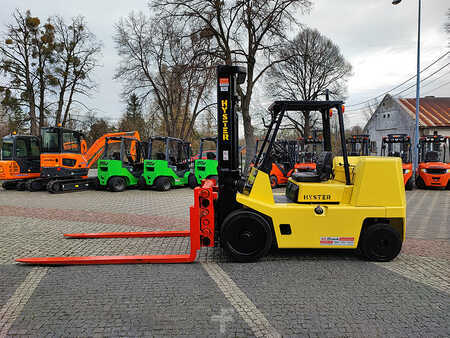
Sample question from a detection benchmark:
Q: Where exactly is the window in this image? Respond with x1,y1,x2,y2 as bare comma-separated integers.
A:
30,138,40,157
42,131,60,153
1,141,13,160
15,139,28,158
62,132,81,153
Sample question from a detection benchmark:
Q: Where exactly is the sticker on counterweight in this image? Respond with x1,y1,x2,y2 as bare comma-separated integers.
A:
320,236,354,246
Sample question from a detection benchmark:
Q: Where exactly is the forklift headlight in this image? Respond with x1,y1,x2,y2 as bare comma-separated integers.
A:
403,169,410,174
447,169,450,173
421,169,427,173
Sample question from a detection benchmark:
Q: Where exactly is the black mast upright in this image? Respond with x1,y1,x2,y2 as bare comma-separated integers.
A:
216,65,247,228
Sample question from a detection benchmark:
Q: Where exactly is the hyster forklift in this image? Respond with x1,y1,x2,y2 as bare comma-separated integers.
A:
0,133,41,190
96,132,146,192
416,133,449,189
347,134,371,156
188,137,218,188
17,65,405,265
381,134,413,190
139,136,192,191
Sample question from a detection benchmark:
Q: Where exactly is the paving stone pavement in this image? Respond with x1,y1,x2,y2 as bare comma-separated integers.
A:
0,187,448,336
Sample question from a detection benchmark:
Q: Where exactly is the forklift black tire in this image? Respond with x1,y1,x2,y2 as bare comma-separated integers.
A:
405,178,413,191
359,223,402,262
138,176,148,189
270,175,278,189
415,176,425,189
220,209,273,262
155,177,171,191
188,173,198,189
108,177,127,192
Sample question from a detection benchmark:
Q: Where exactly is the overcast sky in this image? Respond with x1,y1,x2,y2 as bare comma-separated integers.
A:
1,0,449,127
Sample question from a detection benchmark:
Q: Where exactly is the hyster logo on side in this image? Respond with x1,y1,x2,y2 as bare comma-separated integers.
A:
303,194,331,200
221,99,229,141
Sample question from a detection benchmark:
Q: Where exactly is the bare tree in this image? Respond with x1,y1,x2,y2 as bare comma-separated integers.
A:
0,10,55,134
50,16,102,126
266,28,352,138
153,0,312,165
0,10,102,134
114,12,214,141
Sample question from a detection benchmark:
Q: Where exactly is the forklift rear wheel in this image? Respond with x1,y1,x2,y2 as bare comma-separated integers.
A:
270,175,278,188
188,173,198,189
405,178,413,191
108,177,127,192
155,177,171,191
220,209,273,262
138,176,147,189
359,224,402,262
415,176,425,189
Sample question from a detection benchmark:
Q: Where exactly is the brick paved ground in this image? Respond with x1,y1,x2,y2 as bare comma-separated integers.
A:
0,186,448,336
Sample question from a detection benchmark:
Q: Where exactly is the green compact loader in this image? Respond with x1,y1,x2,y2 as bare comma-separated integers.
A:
139,136,192,191
188,137,218,188
97,134,147,192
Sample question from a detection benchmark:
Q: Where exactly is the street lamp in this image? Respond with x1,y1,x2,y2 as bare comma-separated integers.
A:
393,0,421,187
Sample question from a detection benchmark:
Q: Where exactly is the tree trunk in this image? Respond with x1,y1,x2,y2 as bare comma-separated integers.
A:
303,111,311,138
241,96,255,169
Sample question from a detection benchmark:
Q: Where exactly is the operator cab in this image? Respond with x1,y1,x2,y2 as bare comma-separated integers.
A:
102,136,145,177
0,134,41,175
148,137,191,177
419,134,448,164
241,100,350,203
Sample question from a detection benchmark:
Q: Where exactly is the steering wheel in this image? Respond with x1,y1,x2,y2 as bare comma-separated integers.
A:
126,151,134,164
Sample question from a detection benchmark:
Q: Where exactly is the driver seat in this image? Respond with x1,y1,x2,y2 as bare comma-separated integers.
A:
290,151,333,183
425,151,439,162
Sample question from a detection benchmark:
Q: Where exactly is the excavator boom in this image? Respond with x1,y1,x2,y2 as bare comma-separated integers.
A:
84,131,141,168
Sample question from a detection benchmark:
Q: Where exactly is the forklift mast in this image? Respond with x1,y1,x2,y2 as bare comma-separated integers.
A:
418,134,448,163
347,134,371,156
216,65,247,225
381,134,411,163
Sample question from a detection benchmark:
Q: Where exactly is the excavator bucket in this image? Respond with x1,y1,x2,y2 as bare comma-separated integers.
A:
16,182,217,265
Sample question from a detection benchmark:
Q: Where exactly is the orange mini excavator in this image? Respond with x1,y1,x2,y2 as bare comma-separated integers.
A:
1,126,139,192
0,133,41,189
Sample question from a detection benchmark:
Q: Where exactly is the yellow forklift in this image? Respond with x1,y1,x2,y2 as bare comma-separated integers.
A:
17,65,405,265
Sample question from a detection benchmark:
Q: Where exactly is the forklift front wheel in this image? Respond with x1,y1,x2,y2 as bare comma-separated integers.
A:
359,224,402,262
155,177,171,191
188,173,198,189
270,175,278,189
220,209,273,262
405,178,413,191
108,177,127,192
415,176,425,189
